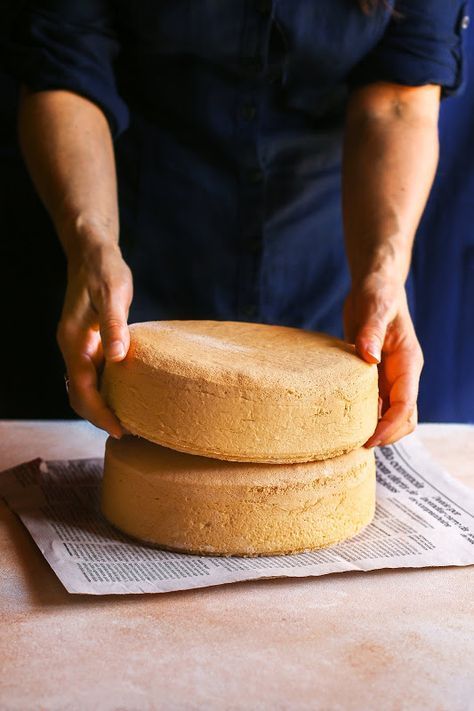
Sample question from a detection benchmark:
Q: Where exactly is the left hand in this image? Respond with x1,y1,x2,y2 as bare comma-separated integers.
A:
344,275,424,447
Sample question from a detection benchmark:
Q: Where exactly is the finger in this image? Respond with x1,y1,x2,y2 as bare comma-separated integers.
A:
378,395,384,419
366,402,417,447
96,279,133,362
58,325,125,438
66,351,125,438
365,402,412,447
356,322,386,364
378,408,418,446
365,360,420,447
355,297,394,364
370,404,418,447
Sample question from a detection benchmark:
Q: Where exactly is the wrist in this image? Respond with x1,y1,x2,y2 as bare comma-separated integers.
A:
350,270,406,297
348,242,411,293
346,225,413,288
59,216,120,269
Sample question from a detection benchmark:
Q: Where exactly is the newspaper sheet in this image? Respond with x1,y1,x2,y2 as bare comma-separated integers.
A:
0,435,473,594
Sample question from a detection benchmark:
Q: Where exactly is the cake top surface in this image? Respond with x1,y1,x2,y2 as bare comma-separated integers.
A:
106,436,373,488
122,320,376,395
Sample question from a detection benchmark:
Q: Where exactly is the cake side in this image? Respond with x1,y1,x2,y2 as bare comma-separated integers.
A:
102,363,378,462
101,437,376,556
101,320,378,463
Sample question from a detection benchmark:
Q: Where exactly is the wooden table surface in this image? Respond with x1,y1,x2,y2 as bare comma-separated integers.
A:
1,421,473,711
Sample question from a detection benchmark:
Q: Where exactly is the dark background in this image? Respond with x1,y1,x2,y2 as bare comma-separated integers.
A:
0,3,68,417
0,9,473,423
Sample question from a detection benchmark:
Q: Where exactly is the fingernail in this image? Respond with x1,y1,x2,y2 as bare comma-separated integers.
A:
108,341,125,360
366,342,381,362
366,439,381,449
111,433,122,440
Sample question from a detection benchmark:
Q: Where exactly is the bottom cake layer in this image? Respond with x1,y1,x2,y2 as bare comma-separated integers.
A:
101,436,376,556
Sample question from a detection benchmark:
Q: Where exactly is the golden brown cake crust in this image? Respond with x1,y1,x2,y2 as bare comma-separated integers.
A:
101,320,378,463
101,436,376,557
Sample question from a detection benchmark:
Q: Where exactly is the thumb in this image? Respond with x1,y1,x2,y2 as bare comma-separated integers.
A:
98,286,132,362
355,297,393,364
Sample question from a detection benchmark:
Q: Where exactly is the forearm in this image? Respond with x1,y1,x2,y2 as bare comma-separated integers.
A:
342,83,438,445
18,88,119,263
18,90,131,435
343,83,440,287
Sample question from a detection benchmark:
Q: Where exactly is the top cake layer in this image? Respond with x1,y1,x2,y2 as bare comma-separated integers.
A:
101,320,378,463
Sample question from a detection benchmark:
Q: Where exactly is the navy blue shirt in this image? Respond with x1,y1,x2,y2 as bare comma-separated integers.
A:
7,0,468,333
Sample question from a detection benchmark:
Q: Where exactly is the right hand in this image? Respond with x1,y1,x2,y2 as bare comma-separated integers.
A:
57,243,133,437
344,275,423,447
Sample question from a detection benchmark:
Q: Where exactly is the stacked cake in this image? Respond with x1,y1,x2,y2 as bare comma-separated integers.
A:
100,321,378,556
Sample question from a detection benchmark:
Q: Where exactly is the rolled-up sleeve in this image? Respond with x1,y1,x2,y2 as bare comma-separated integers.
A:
351,0,469,97
6,0,129,136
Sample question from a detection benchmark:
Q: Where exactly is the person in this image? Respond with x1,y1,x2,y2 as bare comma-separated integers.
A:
6,0,468,443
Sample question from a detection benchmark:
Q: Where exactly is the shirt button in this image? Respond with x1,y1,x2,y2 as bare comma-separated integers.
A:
248,168,263,184
461,14,470,29
241,104,257,121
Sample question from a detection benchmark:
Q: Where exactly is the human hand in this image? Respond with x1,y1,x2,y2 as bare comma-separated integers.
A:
344,275,423,447
57,243,133,437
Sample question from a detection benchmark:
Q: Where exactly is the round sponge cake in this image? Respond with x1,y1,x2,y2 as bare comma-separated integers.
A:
101,320,378,463
102,436,376,556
